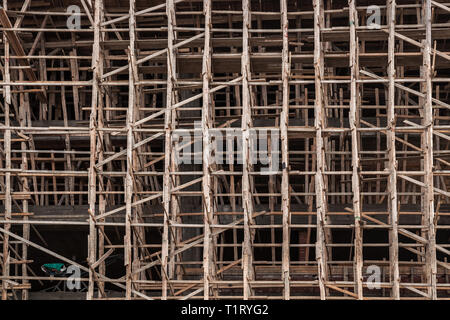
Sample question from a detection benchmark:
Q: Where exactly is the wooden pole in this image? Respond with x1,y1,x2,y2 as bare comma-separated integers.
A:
422,0,437,300
124,0,136,300
387,0,401,300
280,0,291,300
349,0,363,300
202,0,216,300
161,0,178,300
242,0,255,301
0,0,447,301
87,0,102,300
1,0,11,301
313,0,329,300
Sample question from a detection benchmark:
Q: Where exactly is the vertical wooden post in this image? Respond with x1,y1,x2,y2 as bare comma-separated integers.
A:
125,0,136,300
242,0,254,300
280,0,291,300
202,0,216,300
422,0,437,300
60,61,74,206
162,0,178,300
387,0,401,300
18,70,30,300
1,0,11,301
313,0,329,300
87,0,102,300
349,0,363,300
96,13,107,299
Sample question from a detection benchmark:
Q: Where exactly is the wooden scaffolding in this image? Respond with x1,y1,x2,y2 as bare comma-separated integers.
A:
0,0,450,300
